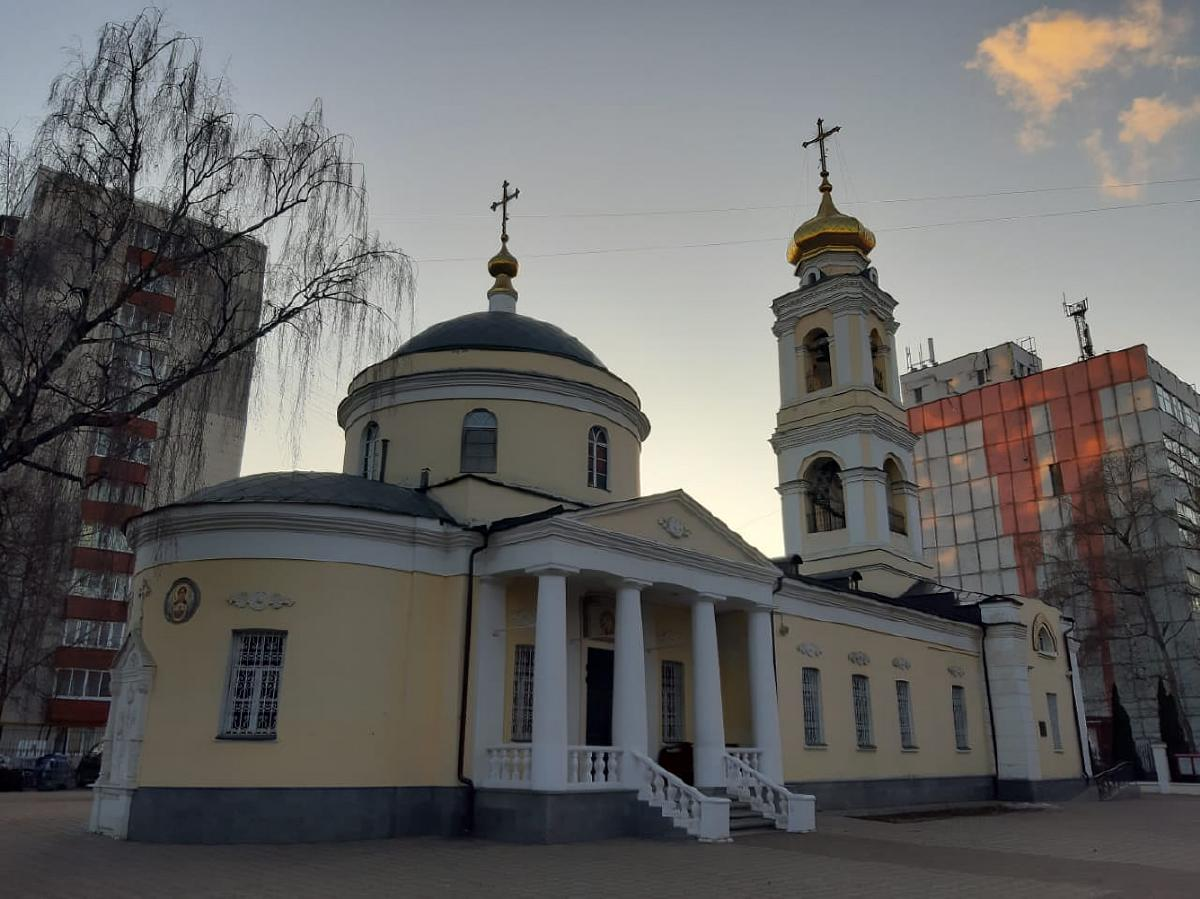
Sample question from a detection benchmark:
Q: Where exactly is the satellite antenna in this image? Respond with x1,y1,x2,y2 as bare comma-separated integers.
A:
1063,294,1095,361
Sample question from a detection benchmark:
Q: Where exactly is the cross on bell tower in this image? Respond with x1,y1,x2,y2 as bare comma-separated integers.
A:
802,117,841,188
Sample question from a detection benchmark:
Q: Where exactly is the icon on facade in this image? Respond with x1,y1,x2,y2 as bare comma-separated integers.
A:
164,578,200,624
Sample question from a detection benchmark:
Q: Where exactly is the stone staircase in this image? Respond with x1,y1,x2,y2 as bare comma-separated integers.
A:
727,799,777,835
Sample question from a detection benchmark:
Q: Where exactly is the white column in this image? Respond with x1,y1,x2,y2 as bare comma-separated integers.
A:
777,328,798,405
778,479,806,559
472,577,507,781
691,594,727,788
747,608,784,783
832,312,854,386
1151,742,1170,794
529,566,576,791
613,579,651,760
980,602,1042,791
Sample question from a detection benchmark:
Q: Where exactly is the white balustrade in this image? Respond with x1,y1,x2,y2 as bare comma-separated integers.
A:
629,751,730,841
567,746,623,789
723,752,815,833
484,745,532,786
726,747,763,771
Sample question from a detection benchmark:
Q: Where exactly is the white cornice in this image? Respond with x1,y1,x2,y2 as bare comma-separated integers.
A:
337,368,651,440
777,579,979,650
128,503,480,576
771,410,918,452
772,277,898,335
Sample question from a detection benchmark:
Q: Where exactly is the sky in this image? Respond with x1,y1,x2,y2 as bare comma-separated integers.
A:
3,0,1198,555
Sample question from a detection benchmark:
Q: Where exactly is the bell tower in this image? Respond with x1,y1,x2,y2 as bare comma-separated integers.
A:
772,120,929,593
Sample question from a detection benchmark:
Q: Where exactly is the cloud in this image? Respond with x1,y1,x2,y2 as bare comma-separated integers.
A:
1082,130,1145,199
1118,94,1200,143
970,0,1195,149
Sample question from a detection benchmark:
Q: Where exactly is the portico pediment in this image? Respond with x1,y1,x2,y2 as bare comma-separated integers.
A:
564,490,774,569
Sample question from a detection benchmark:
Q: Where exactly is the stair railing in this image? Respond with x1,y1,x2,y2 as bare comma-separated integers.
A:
628,751,729,841
723,752,815,833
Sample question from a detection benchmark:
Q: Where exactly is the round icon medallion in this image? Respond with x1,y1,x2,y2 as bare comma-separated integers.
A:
163,577,200,624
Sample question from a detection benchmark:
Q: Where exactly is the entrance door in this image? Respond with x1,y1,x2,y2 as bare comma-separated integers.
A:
585,647,614,746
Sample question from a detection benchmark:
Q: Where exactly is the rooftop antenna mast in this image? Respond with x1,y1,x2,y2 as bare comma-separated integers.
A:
1062,294,1095,361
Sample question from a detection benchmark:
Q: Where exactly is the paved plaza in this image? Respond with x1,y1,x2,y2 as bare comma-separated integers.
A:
2,791,1198,897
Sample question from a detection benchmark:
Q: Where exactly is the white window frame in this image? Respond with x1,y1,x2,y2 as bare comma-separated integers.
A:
895,679,917,749
361,421,382,480
461,409,498,474
851,674,874,749
801,667,824,746
219,630,287,739
587,425,609,490
510,644,535,742
952,685,970,750
1047,692,1063,751
62,619,126,650
53,668,112,700
661,659,686,743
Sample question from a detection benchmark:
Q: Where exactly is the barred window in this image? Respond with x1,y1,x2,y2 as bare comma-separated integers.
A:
806,458,847,533
661,660,685,743
801,667,824,746
62,619,126,650
1047,692,1063,751
851,674,874,748
587,425,609,490
510,644,534,742
895,680,917,749
220,631,286,739
952,685,970,750
461,409,498,473
54,668,111,700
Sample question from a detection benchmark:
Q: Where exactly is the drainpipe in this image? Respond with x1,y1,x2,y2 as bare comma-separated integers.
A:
979,621,1002,794
455,525,490,834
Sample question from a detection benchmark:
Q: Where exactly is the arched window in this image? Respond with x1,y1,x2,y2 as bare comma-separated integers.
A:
870,329,888,393
587,425,609,490
1034,622,1057,656
461,409,497,473
360,421,381,480
803,328,832,392
805,458,846,533
884,458,906,534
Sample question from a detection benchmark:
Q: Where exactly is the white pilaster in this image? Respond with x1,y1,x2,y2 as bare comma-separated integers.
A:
777,329,798,405
832,312,854,386
472,577,507,780
613,579,650,758
778,479,805,558
747,608,784,782
1066,630,1092,777
903,483,923,557
691,594,727,788
841,468,872,546
981,602,1042,785
530,566,576,790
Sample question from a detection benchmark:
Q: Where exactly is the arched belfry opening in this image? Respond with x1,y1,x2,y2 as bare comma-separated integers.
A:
805,458,846,533
884,458,906,534
803,328,833,393
870,329,888,393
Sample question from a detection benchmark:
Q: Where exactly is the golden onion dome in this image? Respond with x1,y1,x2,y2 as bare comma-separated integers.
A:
787,177,876,267
487,240,519,297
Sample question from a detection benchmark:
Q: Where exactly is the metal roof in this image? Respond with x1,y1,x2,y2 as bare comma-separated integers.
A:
390,311,606,370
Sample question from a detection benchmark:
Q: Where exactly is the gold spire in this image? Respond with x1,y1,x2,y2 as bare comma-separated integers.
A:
488,180,520,299
788,119,876,267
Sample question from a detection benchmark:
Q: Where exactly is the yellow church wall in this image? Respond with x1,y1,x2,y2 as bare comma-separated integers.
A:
342,396,640,510
134,559,466,789
1020,601,1084,780
775,617,993,783
645,603,696,754
577,502,760,566
716,611,753,747
429,477,584,526
349,348,642,408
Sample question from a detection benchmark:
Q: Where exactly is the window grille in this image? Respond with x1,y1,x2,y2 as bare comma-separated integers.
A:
62,619,126,650
220,631,287,738
661,660,685,743
1047,692,1063,750
587,425,609,490
361,421,381,480
53,668,112,700
801,667,824,746
510,644,535,742
806,459,847,533
952,685,970,750
461,409,498,473
851,674,873,748
895,680,917,749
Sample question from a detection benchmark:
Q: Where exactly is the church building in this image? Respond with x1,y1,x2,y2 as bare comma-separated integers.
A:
89,136,1087,844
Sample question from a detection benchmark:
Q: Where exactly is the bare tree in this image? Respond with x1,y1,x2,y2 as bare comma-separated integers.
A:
0,9,411,737
1037,445,1199,750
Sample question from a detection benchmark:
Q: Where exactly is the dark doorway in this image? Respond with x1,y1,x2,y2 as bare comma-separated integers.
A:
585,647,614,746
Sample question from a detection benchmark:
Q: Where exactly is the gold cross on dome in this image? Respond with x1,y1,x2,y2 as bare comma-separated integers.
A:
490,180,520,244
802,118,841,181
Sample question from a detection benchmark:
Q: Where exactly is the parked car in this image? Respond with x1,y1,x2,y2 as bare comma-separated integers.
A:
76,744,103,787
34,753,75,791
0,754,23,792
